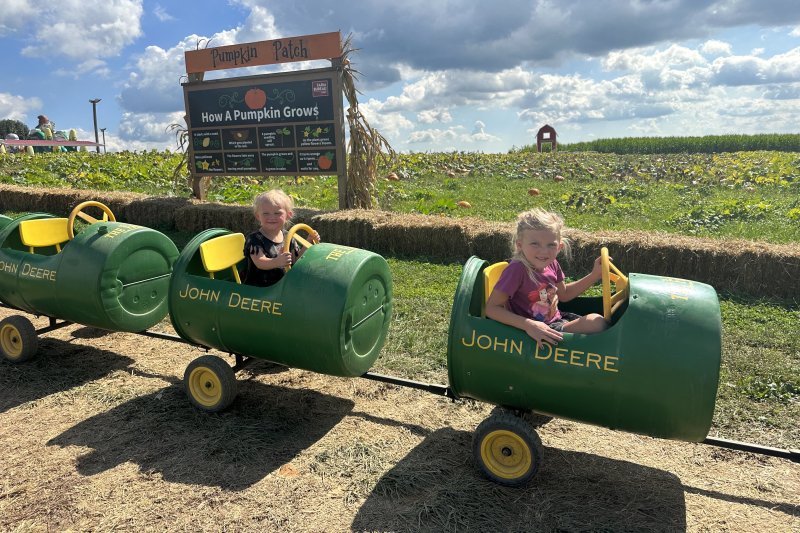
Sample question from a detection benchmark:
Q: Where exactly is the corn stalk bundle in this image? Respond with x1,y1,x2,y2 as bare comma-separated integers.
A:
340,35,395,209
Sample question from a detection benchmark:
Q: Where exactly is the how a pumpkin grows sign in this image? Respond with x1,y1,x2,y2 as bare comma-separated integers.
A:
182,32,346,204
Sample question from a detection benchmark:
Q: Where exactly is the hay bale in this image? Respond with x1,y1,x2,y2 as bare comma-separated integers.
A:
566,230,800,299
467,219,515,262
175,202,252,234
0,184,142,220
126,197,196,229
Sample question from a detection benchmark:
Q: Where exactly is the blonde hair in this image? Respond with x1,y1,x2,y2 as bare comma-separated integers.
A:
253,189,294,216
511,208,572,279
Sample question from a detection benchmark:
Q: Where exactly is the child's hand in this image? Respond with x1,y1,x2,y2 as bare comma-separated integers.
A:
524,319,562,349
591,255,605,281
309,230,321,243
271,251,293,268
547,294,559,320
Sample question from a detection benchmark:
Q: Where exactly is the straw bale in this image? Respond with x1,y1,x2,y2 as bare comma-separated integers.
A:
566,229,800,299
0,184,142,219
306,210,378,249
466,219,515,262
125,197,196,229
174,202,253,235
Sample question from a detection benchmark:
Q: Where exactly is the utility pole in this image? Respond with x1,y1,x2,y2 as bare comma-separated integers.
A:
89,98,101,154
100,128,107,153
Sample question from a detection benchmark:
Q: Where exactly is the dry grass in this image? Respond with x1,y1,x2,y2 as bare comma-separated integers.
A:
1,308,798,532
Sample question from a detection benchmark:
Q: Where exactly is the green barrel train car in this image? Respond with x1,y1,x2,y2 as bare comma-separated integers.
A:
447,251,721,485
0,202,179,361
168,225,393,412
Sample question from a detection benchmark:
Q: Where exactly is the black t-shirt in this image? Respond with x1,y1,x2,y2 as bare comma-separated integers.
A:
241,229,301,287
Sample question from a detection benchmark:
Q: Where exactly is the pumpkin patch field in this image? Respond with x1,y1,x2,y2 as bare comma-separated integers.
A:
1,148,799,244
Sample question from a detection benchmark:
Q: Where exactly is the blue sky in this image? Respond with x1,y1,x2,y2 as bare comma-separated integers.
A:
1,0,799,153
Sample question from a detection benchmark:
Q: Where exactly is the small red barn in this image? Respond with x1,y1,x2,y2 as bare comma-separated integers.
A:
536,124,557,152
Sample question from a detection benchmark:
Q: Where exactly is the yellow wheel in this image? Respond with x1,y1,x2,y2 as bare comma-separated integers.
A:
282,223,320,271
0,316,38,363
184,355,237,412
67,200,116,239
473,411,543,486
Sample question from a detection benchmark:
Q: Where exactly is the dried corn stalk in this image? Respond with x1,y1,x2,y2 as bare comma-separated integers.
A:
341,34,395,208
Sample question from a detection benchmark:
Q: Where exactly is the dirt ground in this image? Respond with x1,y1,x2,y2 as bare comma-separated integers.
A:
1,308,798,533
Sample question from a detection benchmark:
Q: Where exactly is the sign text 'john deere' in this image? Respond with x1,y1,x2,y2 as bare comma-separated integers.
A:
183,68,344,176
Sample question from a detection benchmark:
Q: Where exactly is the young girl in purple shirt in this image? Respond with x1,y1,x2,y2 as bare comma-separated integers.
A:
486,208,607,349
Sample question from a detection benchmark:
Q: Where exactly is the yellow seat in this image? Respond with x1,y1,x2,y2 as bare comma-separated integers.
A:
482,261,508,316
18,218,70,253
199,233,245,284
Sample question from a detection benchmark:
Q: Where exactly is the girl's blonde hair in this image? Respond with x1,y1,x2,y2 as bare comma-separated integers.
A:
253,189,294,216
512,208,572,279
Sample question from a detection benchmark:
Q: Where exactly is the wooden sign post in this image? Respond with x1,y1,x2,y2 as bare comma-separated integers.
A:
183,32,347,207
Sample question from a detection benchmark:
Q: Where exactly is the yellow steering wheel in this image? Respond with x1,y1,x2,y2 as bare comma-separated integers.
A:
601,247,629,321
67,201,116,239
282,223,320,270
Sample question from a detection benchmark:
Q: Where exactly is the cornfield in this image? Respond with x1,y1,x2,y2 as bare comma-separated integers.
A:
553,133,800,154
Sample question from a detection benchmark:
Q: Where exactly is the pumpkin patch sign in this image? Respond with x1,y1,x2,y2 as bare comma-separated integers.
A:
182,32,346,203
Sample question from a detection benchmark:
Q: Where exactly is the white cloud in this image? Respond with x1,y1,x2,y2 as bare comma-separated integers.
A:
18,0,143,67
700,39,732,56
711,47,800,85
0,1,37,37
417,109,453,124
0,92,42,123
117,111,185,145
359,99,414,140
153,4,175,22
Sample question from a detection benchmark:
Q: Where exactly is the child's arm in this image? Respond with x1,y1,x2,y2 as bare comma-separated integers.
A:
486,289,563,348
557,256,603,302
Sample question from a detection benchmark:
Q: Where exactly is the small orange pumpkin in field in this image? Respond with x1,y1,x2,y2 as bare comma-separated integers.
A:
528,188,540,196
457,200,472,208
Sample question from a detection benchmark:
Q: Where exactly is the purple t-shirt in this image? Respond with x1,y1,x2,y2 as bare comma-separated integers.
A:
493,260,564,324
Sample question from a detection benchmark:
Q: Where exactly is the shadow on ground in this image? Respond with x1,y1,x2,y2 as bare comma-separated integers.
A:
352,427,688,532
0,335,134,413
48,380,354,490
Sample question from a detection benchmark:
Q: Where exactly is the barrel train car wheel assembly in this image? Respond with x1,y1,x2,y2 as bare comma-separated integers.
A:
473,410,544,487
184,354,238,412
0,315,38,362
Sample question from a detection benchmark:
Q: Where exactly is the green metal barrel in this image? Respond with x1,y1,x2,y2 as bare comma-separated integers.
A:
168,229,392,377
447,257,721,442
0,213,179,331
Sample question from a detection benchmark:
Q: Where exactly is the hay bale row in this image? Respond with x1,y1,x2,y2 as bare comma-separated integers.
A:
1,184,798,299
0,185,192,229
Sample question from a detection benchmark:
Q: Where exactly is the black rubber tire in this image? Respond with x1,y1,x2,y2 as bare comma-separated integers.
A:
0,315,38,363
473,411,543,487
184,354,238,412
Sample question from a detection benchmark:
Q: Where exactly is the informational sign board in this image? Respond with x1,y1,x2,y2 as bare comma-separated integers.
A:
183,67,346,180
